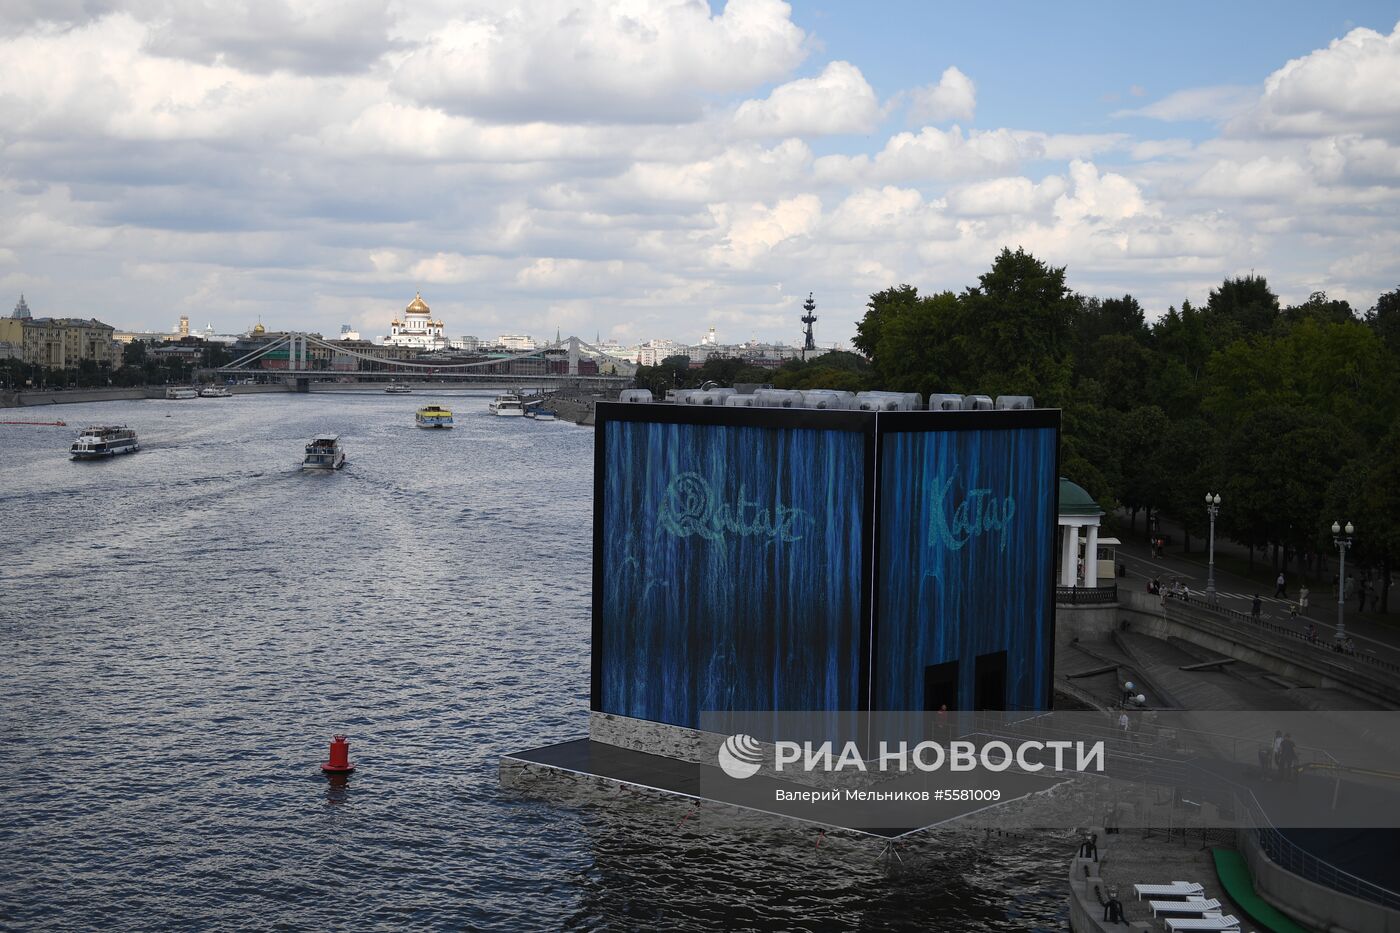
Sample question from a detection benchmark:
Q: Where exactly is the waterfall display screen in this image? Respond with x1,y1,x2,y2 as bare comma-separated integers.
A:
592,404,1060,729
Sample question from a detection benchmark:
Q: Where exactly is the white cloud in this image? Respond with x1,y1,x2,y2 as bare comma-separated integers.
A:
1190,156,1313,199
949,175,1067,216
814,126,1126,185
824,186,954,241
1113,85,1258,122
1053,161,1150,223
1233,21,1400,138
905,66,976,124
733,61,880,137
707,195,822,268
142,0,399,75
607,140,813,203
391,0,809,124
0,6,1397,343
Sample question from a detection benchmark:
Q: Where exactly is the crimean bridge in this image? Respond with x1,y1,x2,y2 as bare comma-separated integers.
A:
216,333,636,390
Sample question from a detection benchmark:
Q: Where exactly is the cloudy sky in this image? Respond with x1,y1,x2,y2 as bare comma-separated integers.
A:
3,1,1399,346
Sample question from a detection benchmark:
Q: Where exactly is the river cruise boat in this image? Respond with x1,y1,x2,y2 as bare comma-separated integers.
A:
302,434,346,470
166,386,198,399
415,405,454,429
199,386,232,398
385,383,413,394
71,425,139,459
488,393,525,417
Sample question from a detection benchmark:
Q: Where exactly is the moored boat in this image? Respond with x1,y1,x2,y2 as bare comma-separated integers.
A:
302,434,346,470
415,405,454,429
532,409,557,422
71,425,139,459
199,386,232,398
488,393,525,416
385,383,413,394
166,386,198,399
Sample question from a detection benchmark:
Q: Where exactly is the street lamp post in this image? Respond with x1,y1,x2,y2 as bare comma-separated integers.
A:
1332,521,1354,644
1205,492,1221,606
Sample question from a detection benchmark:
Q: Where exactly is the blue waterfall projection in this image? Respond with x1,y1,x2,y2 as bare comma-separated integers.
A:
876,428,1058,711
599,421,865,728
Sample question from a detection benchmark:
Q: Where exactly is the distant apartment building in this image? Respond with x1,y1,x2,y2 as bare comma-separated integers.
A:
498,334,536,351
1,296,121,369
636,339,682,367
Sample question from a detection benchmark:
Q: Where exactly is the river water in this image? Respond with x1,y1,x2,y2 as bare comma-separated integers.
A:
1,392,1071,931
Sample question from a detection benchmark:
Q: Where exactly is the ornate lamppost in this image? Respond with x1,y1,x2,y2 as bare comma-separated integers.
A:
1331,521,1354,644
1205,492,1221,606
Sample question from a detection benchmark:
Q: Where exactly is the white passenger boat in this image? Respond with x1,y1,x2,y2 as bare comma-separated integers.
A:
71,425,140,459
166,386,198,399
302,434,346,470
199,386,232,398
488,393,525,416
415,405,454,429
385,383,413,394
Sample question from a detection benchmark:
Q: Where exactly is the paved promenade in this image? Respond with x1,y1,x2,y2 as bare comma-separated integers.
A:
1112,518,1400,667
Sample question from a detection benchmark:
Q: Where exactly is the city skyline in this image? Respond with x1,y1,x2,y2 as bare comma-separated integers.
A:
15,288,825,352
2,2,1398,344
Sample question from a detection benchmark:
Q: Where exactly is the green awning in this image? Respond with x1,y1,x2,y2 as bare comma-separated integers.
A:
1212,847,1309,933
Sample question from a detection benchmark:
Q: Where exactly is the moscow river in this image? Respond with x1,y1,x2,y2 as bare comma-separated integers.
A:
1,392,1071,931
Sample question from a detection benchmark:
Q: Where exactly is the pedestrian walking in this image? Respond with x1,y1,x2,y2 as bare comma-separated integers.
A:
1279,733,1298,783
1252,594,1262,621
1358,579,1368,613
1275,572,1286,597
1272,730,1284,774
1299,584,1310,609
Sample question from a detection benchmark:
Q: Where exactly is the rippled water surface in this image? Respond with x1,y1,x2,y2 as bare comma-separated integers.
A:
1,393,1070,931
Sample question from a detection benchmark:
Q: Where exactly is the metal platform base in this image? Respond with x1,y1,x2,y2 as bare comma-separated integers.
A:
501,739,1062,839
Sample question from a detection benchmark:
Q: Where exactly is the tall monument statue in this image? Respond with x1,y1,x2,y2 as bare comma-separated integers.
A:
800,293,818,360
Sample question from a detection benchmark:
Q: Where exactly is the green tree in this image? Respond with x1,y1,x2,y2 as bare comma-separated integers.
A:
1283,291,1355,327
960,246,1078,371
1219,405,1359,572
1158,416,1216,554
1205,274,1280,337
852,284,919,361
1151,299,1212,383
1366,286,1400,357
871,291,960,396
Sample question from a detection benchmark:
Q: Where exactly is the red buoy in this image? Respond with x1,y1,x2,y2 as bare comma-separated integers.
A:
320,734,356,774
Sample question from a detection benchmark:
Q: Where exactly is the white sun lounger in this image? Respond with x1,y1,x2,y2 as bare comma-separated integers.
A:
1164,915,1240,932
1151,898,1221,917
1134,882,1204,899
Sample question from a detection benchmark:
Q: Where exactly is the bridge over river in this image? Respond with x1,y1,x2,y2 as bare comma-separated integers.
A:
216,332,635,390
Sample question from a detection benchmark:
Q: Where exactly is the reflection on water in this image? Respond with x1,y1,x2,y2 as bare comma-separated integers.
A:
0,392,1069,930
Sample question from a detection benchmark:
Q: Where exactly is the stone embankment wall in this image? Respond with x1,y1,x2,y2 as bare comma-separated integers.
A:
1242,828,1400,933
528,388,621,426
2,388,147,408
1,384,291,408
